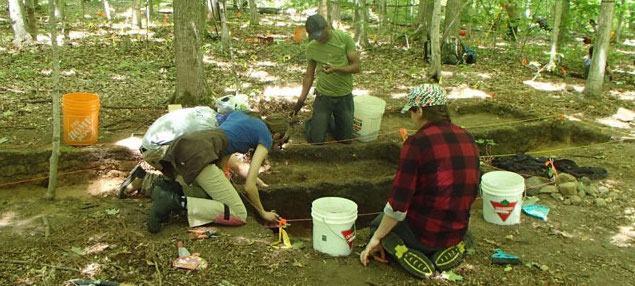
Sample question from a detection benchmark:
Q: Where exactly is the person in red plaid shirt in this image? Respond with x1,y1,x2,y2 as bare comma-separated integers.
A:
360,84,480,279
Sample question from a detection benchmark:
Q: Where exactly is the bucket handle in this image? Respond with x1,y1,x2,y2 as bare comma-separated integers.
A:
321,216,355,243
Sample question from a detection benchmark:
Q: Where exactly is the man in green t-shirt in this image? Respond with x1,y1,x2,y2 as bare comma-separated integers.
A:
291,14,360,144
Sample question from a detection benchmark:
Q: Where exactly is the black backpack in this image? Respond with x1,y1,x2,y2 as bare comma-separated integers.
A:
424,36,468,65
441,37,465,65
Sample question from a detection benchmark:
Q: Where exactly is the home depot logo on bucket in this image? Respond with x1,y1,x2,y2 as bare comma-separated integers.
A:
67,117,94,141
341,224,356,249
490,199,518,222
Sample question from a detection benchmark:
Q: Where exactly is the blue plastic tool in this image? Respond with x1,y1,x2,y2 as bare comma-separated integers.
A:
491,249,521,265
522,204,550,221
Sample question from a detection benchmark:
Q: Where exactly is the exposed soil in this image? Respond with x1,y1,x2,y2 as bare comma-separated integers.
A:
1,2,634,286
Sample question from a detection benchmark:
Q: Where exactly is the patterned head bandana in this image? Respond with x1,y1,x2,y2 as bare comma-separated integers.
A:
400,84,447,113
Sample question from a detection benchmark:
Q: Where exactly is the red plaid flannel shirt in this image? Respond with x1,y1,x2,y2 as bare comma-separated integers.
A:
386,121,480,249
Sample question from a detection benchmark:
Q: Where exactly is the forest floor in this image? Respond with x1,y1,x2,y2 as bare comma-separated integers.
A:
1,3,634,286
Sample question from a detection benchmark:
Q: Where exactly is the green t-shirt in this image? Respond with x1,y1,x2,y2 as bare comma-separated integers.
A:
306,30,357,97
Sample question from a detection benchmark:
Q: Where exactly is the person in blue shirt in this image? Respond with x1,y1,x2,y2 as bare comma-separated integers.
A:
143,111,289,233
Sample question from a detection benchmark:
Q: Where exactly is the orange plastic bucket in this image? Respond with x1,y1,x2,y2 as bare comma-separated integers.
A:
294,26,306,43
62,93,100,145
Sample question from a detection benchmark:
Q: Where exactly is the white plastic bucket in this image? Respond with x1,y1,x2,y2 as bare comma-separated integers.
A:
353,96,386,142
311,197,358,256
481,171,525,225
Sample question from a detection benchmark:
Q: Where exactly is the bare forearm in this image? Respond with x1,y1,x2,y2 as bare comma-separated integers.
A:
336,62,360,74
371,215,399,241
294,74,314,111
245,187,265,214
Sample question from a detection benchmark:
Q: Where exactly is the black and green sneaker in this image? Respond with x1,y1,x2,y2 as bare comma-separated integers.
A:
431,231,474,270
381,232,435,279
147,179,184,233
431,242,465,271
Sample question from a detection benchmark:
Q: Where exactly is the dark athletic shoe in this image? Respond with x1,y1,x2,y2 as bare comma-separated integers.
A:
381,232,435,279
118,164,147,199
147,179,183,233
431,241,465,271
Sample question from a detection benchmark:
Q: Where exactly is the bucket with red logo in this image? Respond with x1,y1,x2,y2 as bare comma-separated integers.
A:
481,171,525,225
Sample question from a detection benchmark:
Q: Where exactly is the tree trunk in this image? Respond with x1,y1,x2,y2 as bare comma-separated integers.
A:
249,0,258,26
429,0,442,81
81,0,86,21
614,0,625,43
585,0,615,98
174,0,209,105
26,0,37,38
416,0,425,26
354,0,370,48
545,0,563,72
443,0,463,40
104,0,112,20
146,0,151,30
220,1,231,52
46,0,61,201
132,0,142,30
8,0,32,46
318,0,328,18
210,0,220,21
556,0,569,47
420,0,435,39
503,0,521,41
55,0,68,45
380,0,387,27
330,0,342,30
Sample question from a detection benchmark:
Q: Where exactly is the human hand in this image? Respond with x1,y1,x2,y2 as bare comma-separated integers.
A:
261,210,281,223
360,237,384,266
323,65,338,74
256,177,269,188
290,101,304,117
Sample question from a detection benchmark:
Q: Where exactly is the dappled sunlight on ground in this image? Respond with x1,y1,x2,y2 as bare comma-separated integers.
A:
202,56,231,68
610,90,635,100
523,80,565,92
565,114,583,122
448,85,491,99
115,136,142,151
85,242,112,255
0,211,17,228
111,74,127,81
0,211,43,231
390,92,408,99
595,107,634,129
569,84,585,93
471,72,491,79
352,89,370,96
610,207,635,248
263,85,302,101
610,225,635,248
441,71,454,77
254,61,279,67
87,178,120,197
596,117,631,129
81,263,102,277
611,67,635,76
244,69,277,83
615,48,635,55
